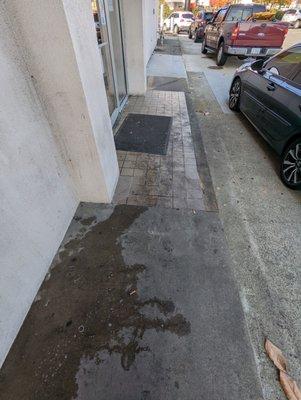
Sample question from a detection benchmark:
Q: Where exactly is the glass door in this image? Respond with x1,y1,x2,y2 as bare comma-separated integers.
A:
92,0,127,125
106,0,127,105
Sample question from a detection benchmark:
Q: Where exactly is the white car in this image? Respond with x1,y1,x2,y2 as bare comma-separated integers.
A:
163,11,194,34
282,8,301,29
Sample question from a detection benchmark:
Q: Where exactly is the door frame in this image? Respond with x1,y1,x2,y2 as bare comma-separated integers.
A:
100,0,128,126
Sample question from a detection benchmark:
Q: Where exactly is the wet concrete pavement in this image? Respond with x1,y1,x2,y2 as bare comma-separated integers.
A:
2,32,300,400
0,204,263,400
179,32,301,400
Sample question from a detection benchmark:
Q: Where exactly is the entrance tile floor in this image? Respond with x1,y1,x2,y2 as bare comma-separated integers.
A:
113,90,205,210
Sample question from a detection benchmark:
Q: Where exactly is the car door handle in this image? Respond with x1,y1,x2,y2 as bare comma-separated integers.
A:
267,82,275,91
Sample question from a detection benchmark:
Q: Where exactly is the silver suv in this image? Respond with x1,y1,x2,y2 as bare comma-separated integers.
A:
282,8,301,29
163,11,194,34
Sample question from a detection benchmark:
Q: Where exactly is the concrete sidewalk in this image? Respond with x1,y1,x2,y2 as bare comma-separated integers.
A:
0,36,264,400
0,204,263,400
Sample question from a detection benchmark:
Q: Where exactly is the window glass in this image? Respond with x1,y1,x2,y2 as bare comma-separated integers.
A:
253,5,266,13
292,68,301,85
225,7,244,21
242,8,253,20
265,47,301,80
214,9,227,23
173,13,179,18
204,12,214,21
182,13,194,19
284,9,296,14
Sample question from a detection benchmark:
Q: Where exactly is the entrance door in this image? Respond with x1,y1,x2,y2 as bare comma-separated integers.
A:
92,0,127,125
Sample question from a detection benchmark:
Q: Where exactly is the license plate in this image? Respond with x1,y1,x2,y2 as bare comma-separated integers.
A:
251,48,261,55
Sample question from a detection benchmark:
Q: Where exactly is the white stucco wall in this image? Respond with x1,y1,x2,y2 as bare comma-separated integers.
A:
143,0,158,68
0,0,120,368
0,2,78,367
4,0,119,203
121,0,158,94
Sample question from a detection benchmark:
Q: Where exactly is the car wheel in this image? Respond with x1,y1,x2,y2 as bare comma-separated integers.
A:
216,41,228,66
229,78,241,111
201,39,208,54
280,138,301,190
294,20,301,29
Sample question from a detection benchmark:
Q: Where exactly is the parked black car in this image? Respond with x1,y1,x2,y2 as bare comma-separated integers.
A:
229,44,301,189
188,11,214,42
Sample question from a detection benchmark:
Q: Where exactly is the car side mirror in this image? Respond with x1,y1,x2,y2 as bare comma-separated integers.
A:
251,59,265,72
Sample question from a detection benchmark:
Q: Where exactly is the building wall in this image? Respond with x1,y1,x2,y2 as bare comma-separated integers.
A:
143,0,158,68
0,0,156,368
4,0,119,203
0,2,78,367
0,0,119,368
122,0,158,94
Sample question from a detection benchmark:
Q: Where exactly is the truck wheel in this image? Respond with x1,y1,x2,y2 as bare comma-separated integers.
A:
294,20,301,29
216,42,228,66
201,39,208,54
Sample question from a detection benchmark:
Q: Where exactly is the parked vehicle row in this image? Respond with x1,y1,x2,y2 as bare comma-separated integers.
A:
163,11,194,34
282,8,301,29
188,11,214,42
229,44,301,189
201,4,288,66
163,6,300,188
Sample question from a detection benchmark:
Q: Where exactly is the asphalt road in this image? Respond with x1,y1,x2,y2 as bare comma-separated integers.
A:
180,31,301,400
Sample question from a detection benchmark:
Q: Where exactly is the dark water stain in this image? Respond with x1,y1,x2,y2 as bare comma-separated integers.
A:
0,205,190,400
207,65,223,70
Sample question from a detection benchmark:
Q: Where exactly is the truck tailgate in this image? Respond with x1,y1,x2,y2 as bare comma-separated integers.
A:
232,21,288,48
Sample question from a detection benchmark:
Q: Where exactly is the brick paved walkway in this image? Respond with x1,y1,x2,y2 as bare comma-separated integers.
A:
113,90,205,210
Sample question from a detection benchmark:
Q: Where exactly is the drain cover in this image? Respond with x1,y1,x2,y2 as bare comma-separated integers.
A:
115,113,172,155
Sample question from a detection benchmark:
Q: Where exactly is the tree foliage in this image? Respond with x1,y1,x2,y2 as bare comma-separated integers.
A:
159,0,172,19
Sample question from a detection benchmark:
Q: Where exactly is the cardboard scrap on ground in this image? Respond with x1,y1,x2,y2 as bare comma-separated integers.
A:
265,339,301,400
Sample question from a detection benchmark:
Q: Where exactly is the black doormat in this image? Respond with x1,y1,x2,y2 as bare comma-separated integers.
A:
115,113,172,155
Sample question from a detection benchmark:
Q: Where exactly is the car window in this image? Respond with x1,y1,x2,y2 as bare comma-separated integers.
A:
252,5,266,13
265,47,301,81
182,13,193,19
292,68,301,85
173,13,179,18
225,6,247,22
242,8,253,20
284,9,296,14
214,9,227,23
204,12,214,21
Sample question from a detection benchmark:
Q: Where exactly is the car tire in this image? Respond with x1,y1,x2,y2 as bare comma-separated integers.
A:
216,41,228,66
201,39,208,54
229,78,241,112
294,20,301,29
280,138,301,190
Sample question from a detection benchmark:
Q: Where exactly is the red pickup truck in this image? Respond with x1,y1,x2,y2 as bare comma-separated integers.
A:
201,4,288,66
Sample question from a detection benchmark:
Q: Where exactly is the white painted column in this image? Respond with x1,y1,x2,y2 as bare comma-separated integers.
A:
4,0,119,203
121,0,147,95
